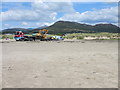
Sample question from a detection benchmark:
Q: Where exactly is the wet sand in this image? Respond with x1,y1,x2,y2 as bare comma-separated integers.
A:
2,40,118,88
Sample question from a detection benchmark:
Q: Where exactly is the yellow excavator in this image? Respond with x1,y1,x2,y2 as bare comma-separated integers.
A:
35,29,49,41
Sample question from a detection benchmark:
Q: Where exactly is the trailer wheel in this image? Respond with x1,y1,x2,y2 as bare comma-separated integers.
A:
40,38,44,41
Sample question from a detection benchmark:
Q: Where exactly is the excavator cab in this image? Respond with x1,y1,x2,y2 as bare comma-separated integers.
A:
34,29,48,40
38,29,48,37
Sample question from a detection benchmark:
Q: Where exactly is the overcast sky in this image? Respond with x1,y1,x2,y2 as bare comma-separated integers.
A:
0,1,118,30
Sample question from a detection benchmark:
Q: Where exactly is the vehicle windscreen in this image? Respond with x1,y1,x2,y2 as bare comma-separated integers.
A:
15,32,20,35
41,31,46,35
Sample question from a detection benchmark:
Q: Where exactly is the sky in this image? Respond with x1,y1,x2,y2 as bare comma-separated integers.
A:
0,1,119,30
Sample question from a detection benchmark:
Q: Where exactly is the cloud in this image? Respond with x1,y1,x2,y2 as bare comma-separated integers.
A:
2,23,11,29
4,24,10,27
1,10,57,21
32,1,75,13
59,6,118,24
36,22,54,26
1,1,118,23
1,1,119,30
22,22,28,25
1,2,74,22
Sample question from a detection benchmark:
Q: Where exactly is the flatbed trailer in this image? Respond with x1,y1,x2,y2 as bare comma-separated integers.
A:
14,30,50,41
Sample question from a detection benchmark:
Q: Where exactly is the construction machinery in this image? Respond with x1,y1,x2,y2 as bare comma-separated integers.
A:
33,29,49,41
14,29,50,41
14,29,64,41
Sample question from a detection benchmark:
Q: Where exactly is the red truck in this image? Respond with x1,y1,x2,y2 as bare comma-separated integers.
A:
14,31,35,41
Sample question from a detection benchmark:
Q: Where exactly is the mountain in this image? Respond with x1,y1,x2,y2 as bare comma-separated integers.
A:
43,21,119,34
1,25,49,34
44,21,95,34
1,28,31,34
1,21,119,34
94,24,119,33
27,28,35,30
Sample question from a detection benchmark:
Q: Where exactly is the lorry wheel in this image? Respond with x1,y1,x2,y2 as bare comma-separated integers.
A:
20,38,24,41
28,38,33,41
40,38,43,41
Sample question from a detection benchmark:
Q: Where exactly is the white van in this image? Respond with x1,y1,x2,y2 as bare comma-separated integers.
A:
52,36,64,40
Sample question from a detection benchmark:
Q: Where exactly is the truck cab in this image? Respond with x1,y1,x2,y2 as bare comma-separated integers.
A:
14,31,24,41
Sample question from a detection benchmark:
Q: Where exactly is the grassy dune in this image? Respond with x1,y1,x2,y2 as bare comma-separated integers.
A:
0,34,14,39
64,33,119,40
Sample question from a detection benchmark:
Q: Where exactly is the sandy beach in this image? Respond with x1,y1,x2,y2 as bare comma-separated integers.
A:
2,40,118,88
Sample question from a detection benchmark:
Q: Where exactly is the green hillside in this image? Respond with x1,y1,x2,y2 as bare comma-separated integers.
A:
44,21,119,34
